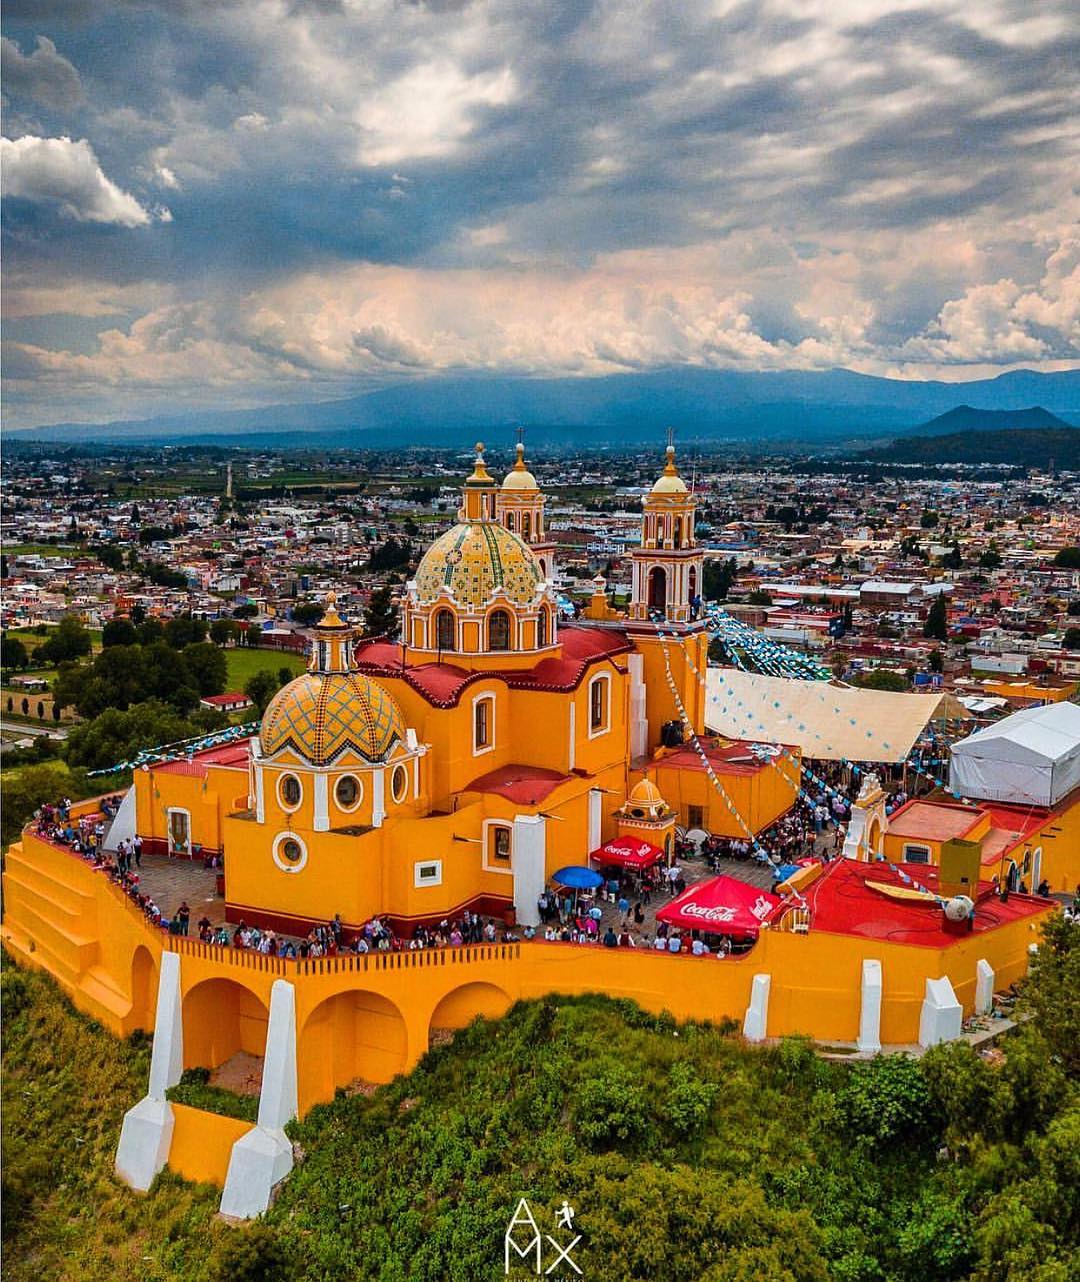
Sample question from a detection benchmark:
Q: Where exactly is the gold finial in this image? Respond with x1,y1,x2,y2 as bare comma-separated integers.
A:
663,442,678,476
513,441,527,471
318,590,345,629
467,441,492,484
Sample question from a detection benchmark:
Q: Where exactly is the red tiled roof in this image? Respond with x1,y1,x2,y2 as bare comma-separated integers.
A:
154,741,251,776
659,739,798,777
463,763,572,805
352,624,632,708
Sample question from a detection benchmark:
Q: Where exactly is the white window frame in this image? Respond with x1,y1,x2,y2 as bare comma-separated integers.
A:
277,771,303,813
414,859,443,888
472,692,496,756
334,772,364,814
166,806,192,857
390,762,409,804
587,672,612,738
272,830,308,874
482,819,514,876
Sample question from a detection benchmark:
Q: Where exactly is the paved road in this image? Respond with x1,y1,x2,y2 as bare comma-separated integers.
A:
0,718,63,739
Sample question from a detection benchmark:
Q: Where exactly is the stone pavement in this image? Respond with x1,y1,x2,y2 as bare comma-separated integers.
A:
135,854,225,930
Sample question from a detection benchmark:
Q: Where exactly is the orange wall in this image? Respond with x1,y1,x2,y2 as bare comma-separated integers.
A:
167,1104,252,1187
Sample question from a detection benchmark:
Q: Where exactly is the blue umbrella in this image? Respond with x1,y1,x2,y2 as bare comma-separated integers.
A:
552,865,604,889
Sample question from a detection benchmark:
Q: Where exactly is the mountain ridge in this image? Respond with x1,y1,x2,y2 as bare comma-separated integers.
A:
908,404,1071,436
12,365,1080,446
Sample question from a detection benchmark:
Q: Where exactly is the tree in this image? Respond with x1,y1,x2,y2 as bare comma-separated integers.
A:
923,594,948,640
1064,627,1080,652
209,618,238,647
853,670,908,692
182,641,228,697
164,613,208,649
920,510,939,528
363,584,399,638
979,541,1002,570
233,602,259,619
245,669,282,712
290,600,324,626
927,649,944,673
64,700,226,773
102,617,139,648
36,615,92,665
131,602,147,625
747,589,773,605
90,543,126,572
364,537,412,574
0,762,94,847
703,557,737,601
942,540,963,570
136,618,164,646
1,636,29,671
1053,546,1080,568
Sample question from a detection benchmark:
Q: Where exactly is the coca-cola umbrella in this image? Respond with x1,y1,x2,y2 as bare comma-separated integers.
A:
655,875,780,938
589,836,664,869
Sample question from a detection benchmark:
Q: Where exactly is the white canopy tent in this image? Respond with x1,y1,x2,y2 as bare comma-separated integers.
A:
704,669,966,764
948,701,1080,807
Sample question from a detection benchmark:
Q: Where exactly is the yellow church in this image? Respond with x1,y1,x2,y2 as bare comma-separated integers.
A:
1,442,1055,1218
133,441,795,939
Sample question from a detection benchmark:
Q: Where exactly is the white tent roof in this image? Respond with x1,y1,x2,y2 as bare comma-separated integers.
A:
949,701,1080,807
704,669,961,764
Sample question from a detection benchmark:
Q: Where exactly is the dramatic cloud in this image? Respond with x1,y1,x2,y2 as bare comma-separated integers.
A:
1,35,81,107
1,0,1077,425
1,135,157,226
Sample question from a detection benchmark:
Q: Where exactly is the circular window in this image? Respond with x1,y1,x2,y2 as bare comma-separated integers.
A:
335,774,362,811
272,831,308,873
390,763,409,804
278,773,302,810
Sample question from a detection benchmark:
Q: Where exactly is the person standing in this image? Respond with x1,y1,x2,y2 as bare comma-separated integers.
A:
177,901,191,936
132,834,143,869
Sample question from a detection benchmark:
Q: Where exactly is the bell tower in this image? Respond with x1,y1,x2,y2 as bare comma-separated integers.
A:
496,430,557,581
625,437,709,755
629,439,704,624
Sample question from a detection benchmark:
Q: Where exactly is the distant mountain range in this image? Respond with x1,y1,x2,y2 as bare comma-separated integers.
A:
863,426,1080,467
908,404,1072,436
11,365,1080,449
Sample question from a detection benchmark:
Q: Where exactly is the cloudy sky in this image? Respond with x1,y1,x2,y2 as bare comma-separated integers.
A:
2,0,1078,428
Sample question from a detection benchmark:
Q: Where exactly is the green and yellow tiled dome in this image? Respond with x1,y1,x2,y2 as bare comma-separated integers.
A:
413,521,544,609
260,670,406,766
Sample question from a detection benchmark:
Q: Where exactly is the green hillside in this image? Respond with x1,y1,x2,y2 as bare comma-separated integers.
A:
3,920,1078,1282
864,427,1080,467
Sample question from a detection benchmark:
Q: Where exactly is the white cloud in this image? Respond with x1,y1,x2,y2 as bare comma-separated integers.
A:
355,61,516,166
1,135,154,227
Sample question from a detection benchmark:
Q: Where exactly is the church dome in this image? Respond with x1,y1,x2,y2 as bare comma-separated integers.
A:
413,521,545,608
629,777,666,807
502,442,538,491
260,670,406,766
651,444,688,494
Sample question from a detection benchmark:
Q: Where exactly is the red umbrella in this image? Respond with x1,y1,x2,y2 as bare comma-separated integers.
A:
589,836,664,869
656,875,780,937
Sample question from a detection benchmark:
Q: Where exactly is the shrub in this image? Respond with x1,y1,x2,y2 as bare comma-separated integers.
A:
574,1064,649,1143
664,1061,718,1136
838,1054,938,1147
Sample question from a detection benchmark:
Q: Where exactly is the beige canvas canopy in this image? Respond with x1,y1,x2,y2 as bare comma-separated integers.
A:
704,669,970,764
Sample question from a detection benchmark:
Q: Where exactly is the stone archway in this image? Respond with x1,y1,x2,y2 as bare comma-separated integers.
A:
428,981,512,1045
301,990,408,1103
129,945,158,1031
182,978,270,1070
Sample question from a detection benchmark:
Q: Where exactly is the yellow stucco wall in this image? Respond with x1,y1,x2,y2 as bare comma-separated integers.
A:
167,1104,252,1187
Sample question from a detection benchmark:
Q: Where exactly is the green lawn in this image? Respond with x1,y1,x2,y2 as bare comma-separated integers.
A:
224,647,306,690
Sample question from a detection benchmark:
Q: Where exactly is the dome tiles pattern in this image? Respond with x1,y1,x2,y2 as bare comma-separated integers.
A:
413,521,544,609
260,671,406,766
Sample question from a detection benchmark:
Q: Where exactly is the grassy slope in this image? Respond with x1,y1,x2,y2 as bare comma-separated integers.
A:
3,943,1077,1282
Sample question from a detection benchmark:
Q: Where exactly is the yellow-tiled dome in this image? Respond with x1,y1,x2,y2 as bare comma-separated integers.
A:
502,442,538,491
414,520,544,608
260,670,406,766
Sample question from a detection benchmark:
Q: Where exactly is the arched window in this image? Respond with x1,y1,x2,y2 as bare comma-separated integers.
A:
537,608,548,649
436,609,456,651
588,673,611,736
673,519,682,549
473,693,495,753
488,609,511,651
522,513,532,541
647,566,667,611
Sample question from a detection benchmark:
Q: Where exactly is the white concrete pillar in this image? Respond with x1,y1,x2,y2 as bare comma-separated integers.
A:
254,764,265,825
975,959,995,1016
742,973,771,1042
371,767,386,829
313,772,329,833
115,950,183,1191
857,959,883,1054
587,788,603,859
103,785,137,852
918,976,963,1048
567,701,576,771
629,653,648,760
512,814,547,928
219,979,297,1219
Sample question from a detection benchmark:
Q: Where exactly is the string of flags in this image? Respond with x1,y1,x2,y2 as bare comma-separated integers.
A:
87,720,259,777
